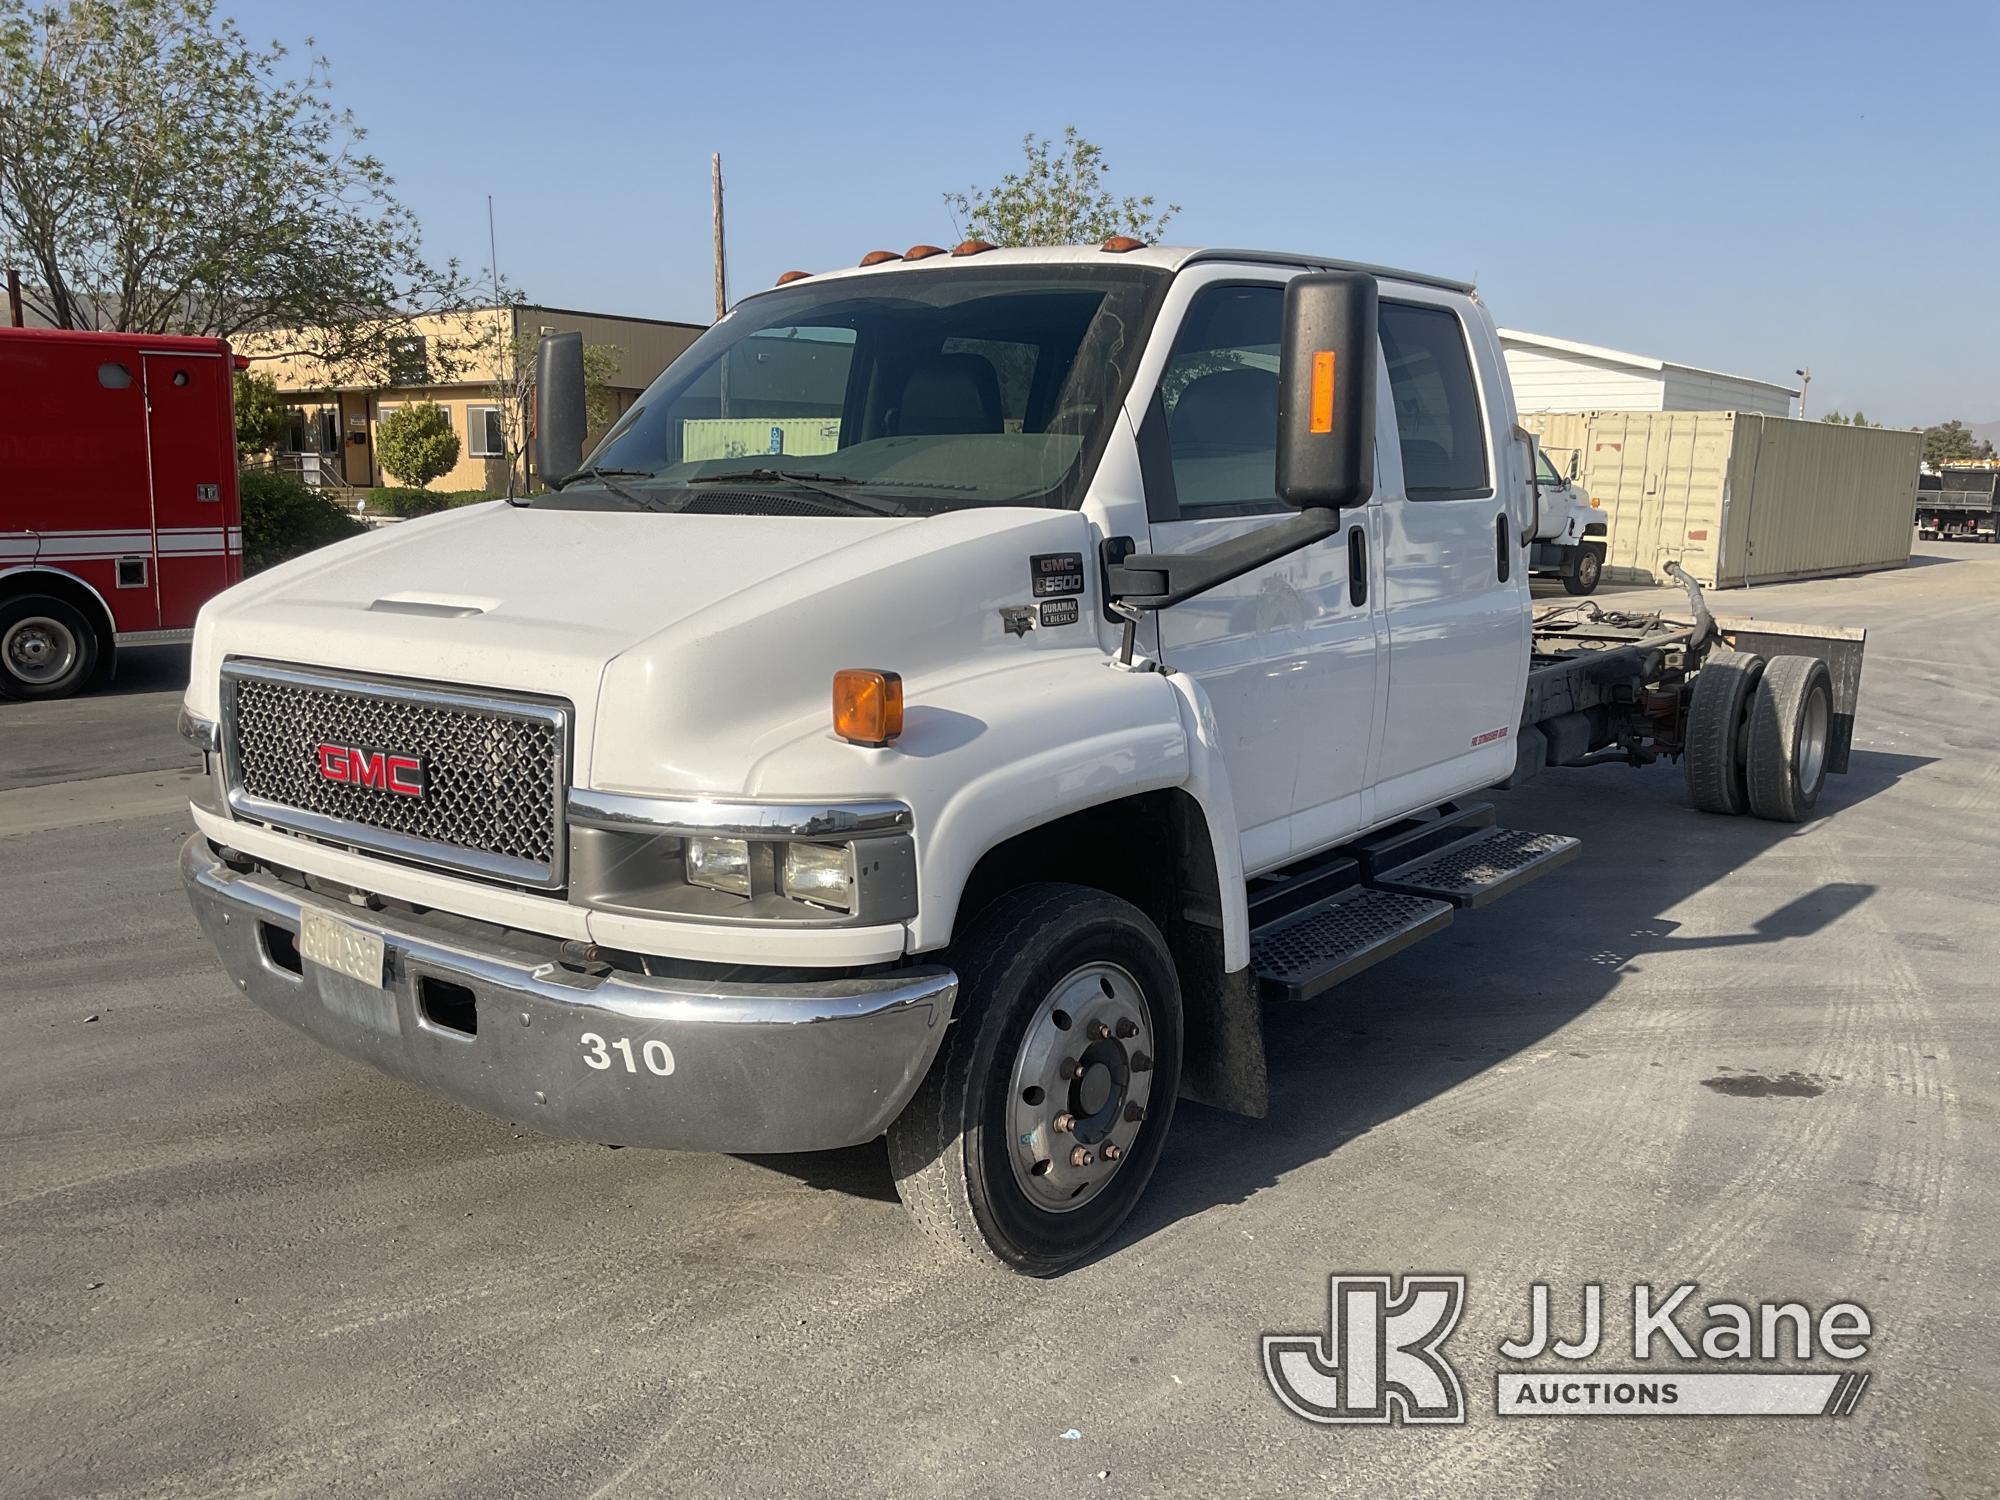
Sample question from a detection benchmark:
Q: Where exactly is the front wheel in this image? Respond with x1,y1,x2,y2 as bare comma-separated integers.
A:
1562,542,1605,596
887,883,1183,1276
0,595,100,701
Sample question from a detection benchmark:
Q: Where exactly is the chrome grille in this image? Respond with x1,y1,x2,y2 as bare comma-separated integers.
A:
221,662,569,888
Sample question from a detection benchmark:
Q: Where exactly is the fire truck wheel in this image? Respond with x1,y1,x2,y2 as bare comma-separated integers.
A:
1685,649,1764,816
0,595,100,701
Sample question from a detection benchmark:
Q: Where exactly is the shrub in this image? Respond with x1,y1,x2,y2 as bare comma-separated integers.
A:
376,401,460,488
234,369,285,456
362,486,497,518
238,468,367,573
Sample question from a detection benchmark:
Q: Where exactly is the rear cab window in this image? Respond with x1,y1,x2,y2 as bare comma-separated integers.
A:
1379,301,1491,500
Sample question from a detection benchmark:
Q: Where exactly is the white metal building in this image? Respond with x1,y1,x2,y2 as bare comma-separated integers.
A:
1500,328,1798,416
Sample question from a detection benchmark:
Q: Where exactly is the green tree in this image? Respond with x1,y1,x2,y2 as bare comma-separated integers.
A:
0,0,477,370
1820,411,1878,427
233,367,284,454
376,402,458,489
945,127,1179,247
1923,420,1997,467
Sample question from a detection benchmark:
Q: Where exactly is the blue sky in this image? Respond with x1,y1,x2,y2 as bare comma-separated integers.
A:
264,0,1997,427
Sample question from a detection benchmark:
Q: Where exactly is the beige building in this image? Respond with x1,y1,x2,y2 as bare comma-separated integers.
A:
245,304,704,492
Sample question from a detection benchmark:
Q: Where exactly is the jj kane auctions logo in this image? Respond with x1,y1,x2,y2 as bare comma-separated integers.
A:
1264,1276,1872,1424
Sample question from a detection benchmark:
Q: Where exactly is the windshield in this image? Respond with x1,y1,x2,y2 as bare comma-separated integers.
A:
563,264,1163,514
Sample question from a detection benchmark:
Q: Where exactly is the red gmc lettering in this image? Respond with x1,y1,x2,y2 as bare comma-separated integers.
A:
315,744,425,797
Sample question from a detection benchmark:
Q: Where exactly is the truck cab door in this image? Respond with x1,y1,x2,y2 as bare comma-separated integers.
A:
1135,278,1381,875
1371,295,1531,812
143,350,238,631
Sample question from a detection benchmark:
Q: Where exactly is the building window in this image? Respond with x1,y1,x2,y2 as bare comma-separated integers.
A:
467,405,505,458
1380,302,1490,499
387,334,429,386
316,410,339,453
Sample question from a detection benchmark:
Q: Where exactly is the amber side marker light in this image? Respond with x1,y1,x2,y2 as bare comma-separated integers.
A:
833,669,904,747
1308,351,1337,434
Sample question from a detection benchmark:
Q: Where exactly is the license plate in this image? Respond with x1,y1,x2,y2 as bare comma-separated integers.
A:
299,908,388,989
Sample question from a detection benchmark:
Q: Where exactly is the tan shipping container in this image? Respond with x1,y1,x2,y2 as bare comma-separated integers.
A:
1520,411,1920,588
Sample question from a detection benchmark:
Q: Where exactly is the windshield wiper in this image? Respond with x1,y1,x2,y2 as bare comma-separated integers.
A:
686,469,914,518
551,465,665,511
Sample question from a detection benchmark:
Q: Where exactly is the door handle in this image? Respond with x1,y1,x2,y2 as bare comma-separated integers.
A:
1347,525,1367,608
1496,513,1511,583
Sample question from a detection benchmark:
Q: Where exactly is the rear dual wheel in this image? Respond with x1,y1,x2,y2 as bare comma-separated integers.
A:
887,883,1183,1277
1686,649,1833,822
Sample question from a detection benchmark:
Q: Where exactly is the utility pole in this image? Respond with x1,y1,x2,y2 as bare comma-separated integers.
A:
1794,367,1811,420
711,153,728,322
5,268,21,328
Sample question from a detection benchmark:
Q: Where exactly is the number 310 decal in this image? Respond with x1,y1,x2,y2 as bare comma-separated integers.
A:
579,1032,676,1077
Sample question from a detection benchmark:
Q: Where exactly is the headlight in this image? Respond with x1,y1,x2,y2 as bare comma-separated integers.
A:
781,842,856,911
685,835,752,896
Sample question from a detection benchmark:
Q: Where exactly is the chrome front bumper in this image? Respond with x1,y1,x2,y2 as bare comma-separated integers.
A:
180,835,957,1153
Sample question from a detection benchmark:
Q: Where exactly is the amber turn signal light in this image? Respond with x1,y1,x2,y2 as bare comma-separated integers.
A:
833,669,904,747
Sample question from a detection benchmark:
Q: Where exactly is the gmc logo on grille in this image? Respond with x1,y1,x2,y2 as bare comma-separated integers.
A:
315,744,427,799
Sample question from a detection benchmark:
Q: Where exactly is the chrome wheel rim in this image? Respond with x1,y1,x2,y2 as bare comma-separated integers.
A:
2,615,78,686
1007,962,1155,1213
1796,688,1829,790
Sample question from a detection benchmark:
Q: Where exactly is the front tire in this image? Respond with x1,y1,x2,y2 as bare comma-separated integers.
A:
887,883,1183,1276
0,595,100,701
1746,655,1834,823
1562,542,1605,596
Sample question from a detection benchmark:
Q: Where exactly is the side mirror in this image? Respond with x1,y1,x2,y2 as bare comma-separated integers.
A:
1275,272,1378,510
1567,451,1580,482
532,331,587,484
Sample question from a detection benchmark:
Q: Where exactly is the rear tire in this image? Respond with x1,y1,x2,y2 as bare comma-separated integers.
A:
887,883,1183,1277
1746,655,1833,823
1562,543,1605,596
1685,649,1764,815
0,595,100,701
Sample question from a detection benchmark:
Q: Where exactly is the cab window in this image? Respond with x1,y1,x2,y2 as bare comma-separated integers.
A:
1158,284,1283,512
1380,302,1490,499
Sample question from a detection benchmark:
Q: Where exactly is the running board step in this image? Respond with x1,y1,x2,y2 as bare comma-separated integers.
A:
1251,888,1455,1002
1372,828,1581,909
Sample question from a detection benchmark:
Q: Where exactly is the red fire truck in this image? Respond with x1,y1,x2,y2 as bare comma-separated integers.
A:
0,327,243,699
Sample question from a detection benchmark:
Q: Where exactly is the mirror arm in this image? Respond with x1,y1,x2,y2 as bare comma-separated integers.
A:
1106,506,1343,615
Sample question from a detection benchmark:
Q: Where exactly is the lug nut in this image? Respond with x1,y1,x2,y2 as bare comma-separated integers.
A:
1101,1142,1122,1161
1115,1017,1139,1039
1053,1112,1076,1134
1070,1146,1094,1168
1132,1051,1153,1073
1087,1020,1112,1041
1060,1057,1083,1080
1125,1102,1145,1123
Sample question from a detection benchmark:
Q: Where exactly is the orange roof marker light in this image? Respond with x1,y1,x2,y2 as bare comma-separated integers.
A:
775,270,811,285
904,244,947,261
1101,235,1146,253
832,669,904,748
952,239,997,257
859,250,902,267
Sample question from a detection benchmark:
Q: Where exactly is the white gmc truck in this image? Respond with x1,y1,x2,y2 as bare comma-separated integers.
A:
179,243,1865,1275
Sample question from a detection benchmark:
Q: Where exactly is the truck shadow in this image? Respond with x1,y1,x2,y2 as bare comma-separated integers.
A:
740,749,1937,1238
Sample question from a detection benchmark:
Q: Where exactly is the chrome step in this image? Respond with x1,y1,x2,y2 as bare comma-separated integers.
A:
1372,828,1581,910
1251,887,1454,1002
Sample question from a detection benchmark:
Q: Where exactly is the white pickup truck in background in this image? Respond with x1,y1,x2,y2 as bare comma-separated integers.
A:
178,243,1865,1274
1529,443,1609,594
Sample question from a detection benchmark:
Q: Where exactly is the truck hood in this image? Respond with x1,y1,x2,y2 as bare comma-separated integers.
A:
190,500,1102,790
